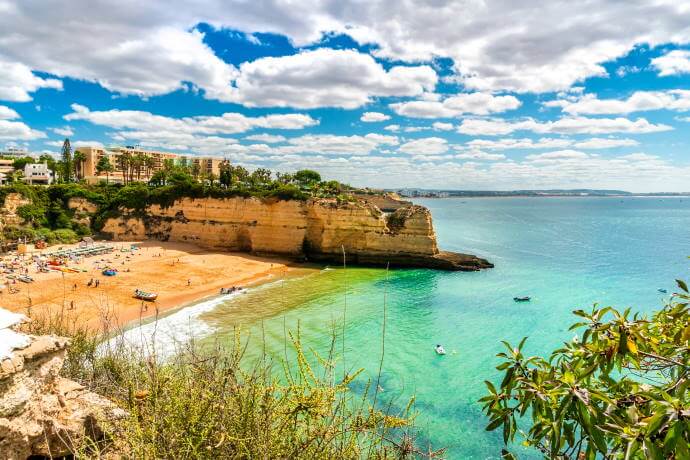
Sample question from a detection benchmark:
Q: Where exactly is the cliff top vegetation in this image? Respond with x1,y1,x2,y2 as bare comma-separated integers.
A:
0,164,364,245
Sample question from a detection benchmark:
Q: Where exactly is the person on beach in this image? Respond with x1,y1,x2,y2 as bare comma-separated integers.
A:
187,279,191,286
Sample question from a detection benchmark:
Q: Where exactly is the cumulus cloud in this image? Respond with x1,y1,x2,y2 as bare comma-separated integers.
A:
547,90,690,114
277,133,399,156
458,116,671,136
0,120,46,140
245,133,286,143
432,122,454,131
50,126,74,137
225,48,437,109
525,150,592,163
466,137,638,150
455,150,506,161
360,112,391,122
3,1,688,101
652,50,690,76
64,104,318,135
391,93,521,118
0,60,62,102
0,106,45,140
0,106,20,120
398,137,448,155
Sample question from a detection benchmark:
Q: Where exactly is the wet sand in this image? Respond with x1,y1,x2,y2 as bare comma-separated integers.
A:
0,241,296,330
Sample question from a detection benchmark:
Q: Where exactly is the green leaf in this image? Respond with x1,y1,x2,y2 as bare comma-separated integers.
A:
486,417,504,432
677,279,688,293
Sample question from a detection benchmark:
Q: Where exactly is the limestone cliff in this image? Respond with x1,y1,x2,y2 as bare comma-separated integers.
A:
0,193,30,231
102,196,492,271
0,309,123,458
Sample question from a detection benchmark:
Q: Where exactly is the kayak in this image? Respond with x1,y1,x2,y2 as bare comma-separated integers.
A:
514,296,531,302
102,269,117,276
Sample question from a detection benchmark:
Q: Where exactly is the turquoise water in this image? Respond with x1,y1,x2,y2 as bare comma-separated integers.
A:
197,197,690,458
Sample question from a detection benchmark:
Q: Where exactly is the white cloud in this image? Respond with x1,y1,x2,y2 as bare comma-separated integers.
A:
360,112,391,122
277,133,399,156
652,50,690,76
573,137,639,149
432,122,454,131
548,90,690,114
0,60,62,102
391,93,520,118
46,139,104,148
398,137,448,155
2,1,690,100
619,152,661,161
458,116,671,136
455,150,506,161
225,48,437,109
466,137,639,150
0,120,46,140
525,150,592,163
50,126,74,137
245,133,286,143
0,106,19,120
384,124,401,132
64,104,318,134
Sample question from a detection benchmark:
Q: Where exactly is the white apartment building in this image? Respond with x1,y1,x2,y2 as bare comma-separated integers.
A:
23,162,54,185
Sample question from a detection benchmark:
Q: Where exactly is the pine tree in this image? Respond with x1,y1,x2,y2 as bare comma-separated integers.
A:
60,138,73,183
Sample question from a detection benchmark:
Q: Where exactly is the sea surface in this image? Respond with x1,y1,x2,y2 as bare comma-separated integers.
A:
134,197,690,458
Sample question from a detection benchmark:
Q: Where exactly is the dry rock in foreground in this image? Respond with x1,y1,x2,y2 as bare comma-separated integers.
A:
0,309,123,459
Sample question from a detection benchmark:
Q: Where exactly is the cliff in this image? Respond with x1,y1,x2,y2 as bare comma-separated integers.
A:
0,309,123,458
101,196,492,271
0,193,30,231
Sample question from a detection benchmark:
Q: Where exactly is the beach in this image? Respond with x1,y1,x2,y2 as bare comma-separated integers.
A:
0,240,295,329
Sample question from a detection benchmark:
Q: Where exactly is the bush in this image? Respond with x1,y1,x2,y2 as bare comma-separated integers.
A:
22,315,424,459
482,278,690,459
52,228,79,243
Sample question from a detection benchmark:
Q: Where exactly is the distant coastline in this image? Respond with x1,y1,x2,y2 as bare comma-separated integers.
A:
392,188,690,198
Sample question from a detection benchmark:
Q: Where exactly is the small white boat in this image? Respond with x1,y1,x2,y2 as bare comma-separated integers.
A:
134,289,158,301
435,344,446,355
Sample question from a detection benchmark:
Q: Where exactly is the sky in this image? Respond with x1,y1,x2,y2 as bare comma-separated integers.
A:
1,1,690,192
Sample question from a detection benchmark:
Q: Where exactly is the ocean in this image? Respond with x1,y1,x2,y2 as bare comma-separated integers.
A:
133,197,690,458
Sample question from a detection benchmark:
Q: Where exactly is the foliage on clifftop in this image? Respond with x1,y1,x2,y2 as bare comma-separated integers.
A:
1,166,362,240
482,278,690,459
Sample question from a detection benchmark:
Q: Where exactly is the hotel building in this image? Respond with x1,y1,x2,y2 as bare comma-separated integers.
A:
76,146,226,184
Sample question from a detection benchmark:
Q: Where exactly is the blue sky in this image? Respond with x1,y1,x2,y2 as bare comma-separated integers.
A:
1,1,690,191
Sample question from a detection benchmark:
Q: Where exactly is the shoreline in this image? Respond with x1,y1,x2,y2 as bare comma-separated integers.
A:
0,240,304,331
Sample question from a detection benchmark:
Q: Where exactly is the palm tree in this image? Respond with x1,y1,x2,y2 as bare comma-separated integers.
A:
96,155,114,184
73,151,86,180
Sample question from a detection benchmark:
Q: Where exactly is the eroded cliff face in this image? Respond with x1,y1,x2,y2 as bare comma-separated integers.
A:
102,196,492,270
0,310,123,458
0,193,30,231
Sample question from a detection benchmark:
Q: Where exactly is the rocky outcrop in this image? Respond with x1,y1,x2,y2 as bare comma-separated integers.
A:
0,309,123,458
0,193,30,230
68,197,99,227
102,196,492,271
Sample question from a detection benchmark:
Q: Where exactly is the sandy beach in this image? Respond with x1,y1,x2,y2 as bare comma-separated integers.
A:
0,240,295,330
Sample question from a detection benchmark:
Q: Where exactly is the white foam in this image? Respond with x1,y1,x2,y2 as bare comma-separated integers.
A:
102,291,243,359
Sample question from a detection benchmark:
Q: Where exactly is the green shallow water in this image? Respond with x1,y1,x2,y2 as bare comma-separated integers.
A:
198,197,690,458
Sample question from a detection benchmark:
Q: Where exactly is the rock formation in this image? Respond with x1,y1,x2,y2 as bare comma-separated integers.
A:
101,196,492,271
0,193,31,232
0,309,123,458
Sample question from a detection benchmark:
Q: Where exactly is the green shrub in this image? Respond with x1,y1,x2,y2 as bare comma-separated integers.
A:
23,314,424,459
52,228,79,243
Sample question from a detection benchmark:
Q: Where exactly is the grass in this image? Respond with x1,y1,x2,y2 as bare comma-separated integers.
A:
22,307,439,458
